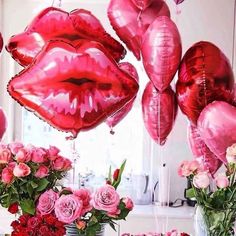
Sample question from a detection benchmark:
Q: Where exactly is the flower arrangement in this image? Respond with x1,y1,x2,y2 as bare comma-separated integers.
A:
178,143,236,236
35,160,133,236
0,142,72,215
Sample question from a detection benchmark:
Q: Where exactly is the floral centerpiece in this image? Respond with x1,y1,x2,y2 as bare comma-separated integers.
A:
178,143,236,236
0,142,72,215
32,160,133,236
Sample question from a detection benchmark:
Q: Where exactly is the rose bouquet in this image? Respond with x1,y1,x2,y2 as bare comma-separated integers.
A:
178,143,236,236
0,142,72,215
36,160,133,236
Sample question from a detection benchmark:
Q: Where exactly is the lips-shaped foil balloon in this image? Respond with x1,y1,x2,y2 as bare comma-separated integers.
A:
142,16,182,92
6,7,126,67
142,82,178,145
176,41,234,125
198,101,236,164
0,33,3,53
131,0,153,10
106,62,139,129
188,124,222,175
108,0,170,60
8,41,139,138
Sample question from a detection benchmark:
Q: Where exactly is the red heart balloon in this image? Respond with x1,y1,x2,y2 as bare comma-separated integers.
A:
176,41,234,125
106,62,139,128
188,124,222,175
142,82,178,145
6,7,126,67
141,16,182,92
8,40,139,138
108,0,170,60
0,107,7,140
198,101,236,164
0,33,3,53
131,0,153,10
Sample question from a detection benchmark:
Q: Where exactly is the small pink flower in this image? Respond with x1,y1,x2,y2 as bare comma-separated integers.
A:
215,173,229,188
91,185,120,213
107,208,121,218
8,142,24,155
178,161,191,177
0,147,12,164
193,172,210,189
35,165,49,178
32,148,47,163
37,189,59,215
15,148,31,162
1,167,14,184
122,197,134,211
13,163,31,177
55,194,83,224
73,188,92,215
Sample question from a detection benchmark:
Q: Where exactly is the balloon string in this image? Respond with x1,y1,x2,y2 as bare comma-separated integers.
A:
51,0,55,6
232,0,236,70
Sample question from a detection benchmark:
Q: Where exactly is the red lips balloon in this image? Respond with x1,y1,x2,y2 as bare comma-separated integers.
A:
142,16,182,92
142,82,178,145
6,7,126,67
8,41,139,138
188,124,222,175
108,0,170,60
176,41,234,125
131,0,153,10
0,33,3,53
106,62,139,129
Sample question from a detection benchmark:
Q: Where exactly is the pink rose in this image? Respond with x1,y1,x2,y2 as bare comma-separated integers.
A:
166,230,178,236
178,161,191,177
193,172,210,189
8,162,16,170
48,146,60,161
55,194,83,224
8,142,24,155
32,148,47,163
122,197,134,211
1,167,14,184
63,158,72,171
215,173,229,188
35,165,49,178
37,189,59,215
53,156,72,171
13,163,31,177
73,188,92,215
107,208,121,218
0,147,12,164
15,148,31,162
189,160,200,172
91,185,120,214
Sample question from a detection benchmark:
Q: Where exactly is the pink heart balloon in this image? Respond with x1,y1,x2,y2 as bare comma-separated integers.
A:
142,82,178,145
198,101,236,163
106,62,139,129
188,124,222,174
108,0,170,60
131,0,153,10
141,16,182,92
0,108,7,140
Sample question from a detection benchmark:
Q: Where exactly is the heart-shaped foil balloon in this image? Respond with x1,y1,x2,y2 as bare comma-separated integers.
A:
108,0,170,60
6,7,126,66
131,0,153,10
8,40,139,138
0,33,3,53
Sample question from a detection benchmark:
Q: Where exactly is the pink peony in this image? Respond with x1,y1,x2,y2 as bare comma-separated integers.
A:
122,197,134,211
91,185,120,214
193,172,210,189
37,189,59,215
13,163,31,177
35,165,49,178
15,148,31,162
0,147,12,164
1,167,14,184
8,142,24,155
31,148,47,163
215,173,229,188
73,188,92,215
55,194,83,224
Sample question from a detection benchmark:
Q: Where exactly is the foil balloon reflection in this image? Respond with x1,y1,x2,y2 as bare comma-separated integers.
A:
188,124,222,175
131,0,153,10
8,41,139,138
108,0,170,60
0,33,3,53
106,62,139,129
6,7,126,66
142,82,178,145
142,16,182,92
198,101,236,164
176,41,234,125
0,108,7,140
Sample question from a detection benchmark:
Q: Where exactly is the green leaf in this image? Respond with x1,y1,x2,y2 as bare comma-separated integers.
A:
30,181,38,189
186,188,195,199
27,183,34,197
109,222,117,231
113,159,126,189
20,199,35,215
108,166,112,182
36,178,49,192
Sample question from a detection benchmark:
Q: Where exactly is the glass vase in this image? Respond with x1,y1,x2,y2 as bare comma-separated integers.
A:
194,206,236,236
65,223,106,236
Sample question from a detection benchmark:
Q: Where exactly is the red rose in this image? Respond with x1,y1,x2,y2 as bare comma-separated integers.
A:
44,214,56,225
27,216,41,229
19,214,30,226
38,225,50,236
8,202,19,214
10,220,20,229
113,169,120,181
